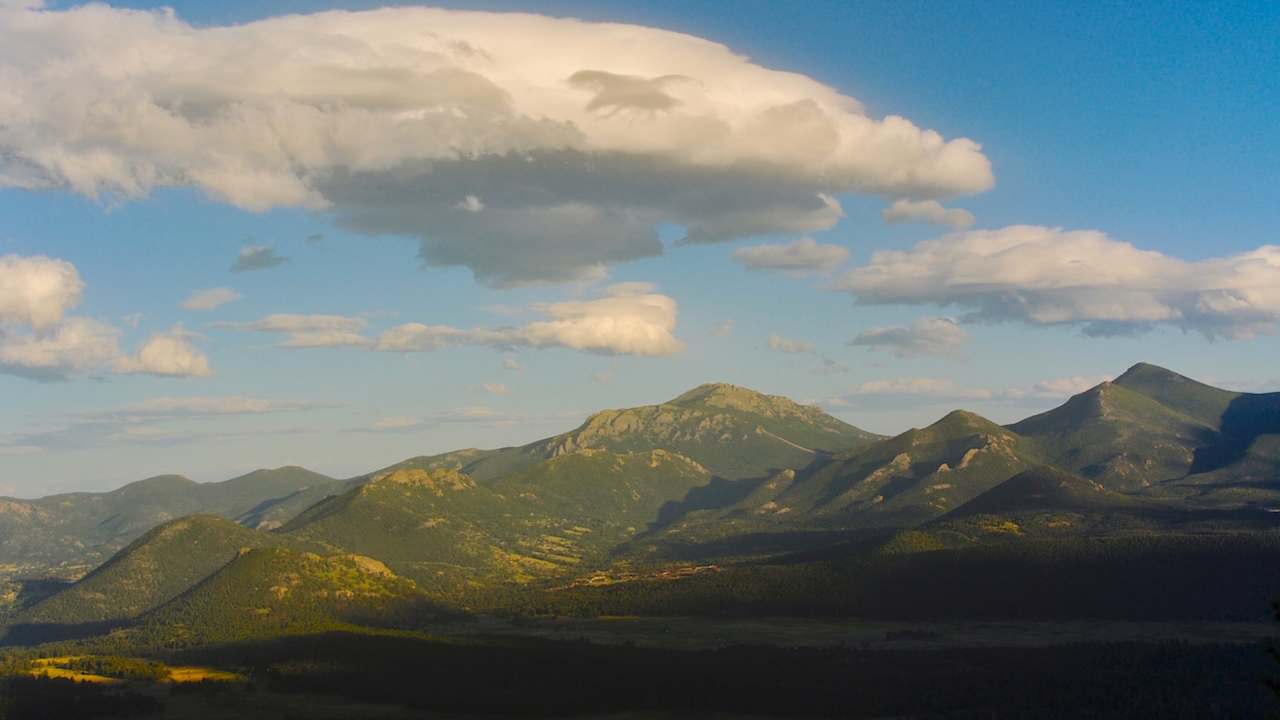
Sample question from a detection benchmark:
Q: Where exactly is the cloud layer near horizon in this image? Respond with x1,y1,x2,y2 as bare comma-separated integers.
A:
217,284,685,357
0,3,992,286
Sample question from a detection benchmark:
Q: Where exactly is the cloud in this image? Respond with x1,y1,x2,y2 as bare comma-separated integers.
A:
181,287,241,311
356,406,528,433
0,317,121,381
0,4,992,286
8,394,336,451
882,199,975,229
0,254,83,329
97,396,334,419
480,382,509,395
768,333,815,354
836,225,1280,339
733,237,849,275
850,316,968,358
502,356,522,371
709,319,734,337
232,245,288,272
829,374,1112,406
0,253,216,380
115,325,212,377
375,288,684,356
455,195,485,212
213,314,372,348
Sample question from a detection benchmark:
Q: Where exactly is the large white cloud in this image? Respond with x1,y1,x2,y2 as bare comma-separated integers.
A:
850,316,968,358
0,3,993,285
836,225,1280,338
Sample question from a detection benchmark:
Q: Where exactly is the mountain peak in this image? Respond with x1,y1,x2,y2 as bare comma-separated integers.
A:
668,382,810,416
928,409,1002,434
671,382,764,404
1115,362,1184,386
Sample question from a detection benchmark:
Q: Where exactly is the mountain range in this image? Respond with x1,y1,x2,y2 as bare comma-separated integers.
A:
3,362,1280,645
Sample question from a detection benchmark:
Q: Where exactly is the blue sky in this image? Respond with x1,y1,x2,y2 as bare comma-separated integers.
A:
1,0,1277,495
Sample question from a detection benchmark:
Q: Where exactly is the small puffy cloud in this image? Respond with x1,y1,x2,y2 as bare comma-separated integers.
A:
850,317,968,358
0,254,83,330
882,199,975,230
0,317,121,381
115,325,212,377
709,319,734,337
480,382,509,395
768,333,815,354
376,289,683,357
836,225,1280,339
502,356,522,371
455,195,485,212
181,287,241,311
0,4,992,286
232,245,288,272
213,314,372,348
733,237,849,275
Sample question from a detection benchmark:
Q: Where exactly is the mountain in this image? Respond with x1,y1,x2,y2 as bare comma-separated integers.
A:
382,384,881,484
6,369,1280,643
14,516,280,629
1012,363,1280,492
281,451,712,595
133,547,425,647
0,466,337,578
616,410,1042,562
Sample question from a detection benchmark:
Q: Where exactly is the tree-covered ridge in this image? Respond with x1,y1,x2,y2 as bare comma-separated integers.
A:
15,516,284,628
134,548,425,647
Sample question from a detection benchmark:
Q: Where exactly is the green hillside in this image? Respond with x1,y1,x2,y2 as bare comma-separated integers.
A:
133,548,424,646
1009,380,1217,490
0,466,337,587
379,383,881,485
15,516,280,628
281,452,711,595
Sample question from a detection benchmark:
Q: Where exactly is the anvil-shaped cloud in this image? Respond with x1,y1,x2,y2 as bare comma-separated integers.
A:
0,3,993,286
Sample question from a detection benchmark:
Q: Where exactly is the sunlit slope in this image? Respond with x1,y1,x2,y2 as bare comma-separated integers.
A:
379,384,882,484
281,452,711,591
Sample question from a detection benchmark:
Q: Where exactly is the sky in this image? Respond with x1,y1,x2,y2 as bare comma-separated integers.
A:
1,0,1278,495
